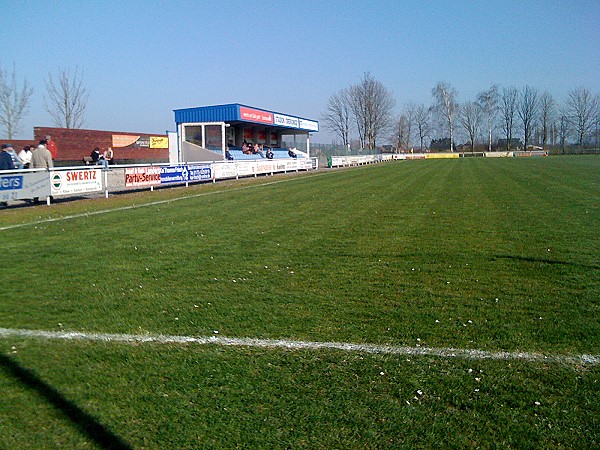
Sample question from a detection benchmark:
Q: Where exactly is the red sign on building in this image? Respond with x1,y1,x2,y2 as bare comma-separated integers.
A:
239,106,274,125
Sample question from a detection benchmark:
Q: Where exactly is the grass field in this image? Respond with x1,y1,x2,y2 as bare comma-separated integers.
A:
0,156,598,448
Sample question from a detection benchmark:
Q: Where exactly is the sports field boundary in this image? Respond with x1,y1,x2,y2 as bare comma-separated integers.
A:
1,328,597,366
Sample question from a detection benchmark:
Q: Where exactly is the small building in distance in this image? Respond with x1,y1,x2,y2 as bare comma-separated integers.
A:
173,103,319,162
496,138,524,150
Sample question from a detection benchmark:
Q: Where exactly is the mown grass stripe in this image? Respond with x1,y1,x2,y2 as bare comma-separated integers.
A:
1,328,597,366
0,170,329,232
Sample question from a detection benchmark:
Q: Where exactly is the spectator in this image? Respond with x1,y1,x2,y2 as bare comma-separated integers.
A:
30,140,54,204
2,144,23,169
288,148,297,158
91,147,108,168
266,148,274,159
46,135,58,159
0,144,16,170
91,147,100,163
31,140,54,169
104,147,114,165
18,146,33,169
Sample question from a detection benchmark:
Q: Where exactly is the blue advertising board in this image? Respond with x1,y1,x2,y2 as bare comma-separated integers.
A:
188,164,212,181
160,165,212,184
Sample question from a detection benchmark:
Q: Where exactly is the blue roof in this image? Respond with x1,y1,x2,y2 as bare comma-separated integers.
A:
174,103,319,132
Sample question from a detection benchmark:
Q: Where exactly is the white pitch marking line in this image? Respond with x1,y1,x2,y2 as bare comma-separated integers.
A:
0,171,328,231
1,328,597,366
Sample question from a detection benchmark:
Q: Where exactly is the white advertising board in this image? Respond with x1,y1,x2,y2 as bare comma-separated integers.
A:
236,162,256,177
255,161,276,174
0,171,50,201
298,118,319,131
485,152,513,158
274,114,300,128
213,163,237,180
51,169,103,196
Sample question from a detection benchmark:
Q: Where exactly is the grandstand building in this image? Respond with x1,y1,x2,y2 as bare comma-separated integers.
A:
173,104,319,162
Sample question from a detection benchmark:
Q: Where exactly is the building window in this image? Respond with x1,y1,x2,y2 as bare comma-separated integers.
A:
185,126,202,146
205,125,222,150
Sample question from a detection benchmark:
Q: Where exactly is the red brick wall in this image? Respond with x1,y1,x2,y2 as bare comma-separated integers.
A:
0,139,38,151
33,127,169,164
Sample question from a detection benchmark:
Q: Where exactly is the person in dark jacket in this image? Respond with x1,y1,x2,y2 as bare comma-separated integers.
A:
91,147,108,168
0,144,16,170
91,147,101,162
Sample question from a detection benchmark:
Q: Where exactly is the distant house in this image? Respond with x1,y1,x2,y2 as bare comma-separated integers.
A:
496,138,523,150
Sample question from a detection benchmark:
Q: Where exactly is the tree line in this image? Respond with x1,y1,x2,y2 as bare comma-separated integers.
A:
322,73,600,152
0,64,88,139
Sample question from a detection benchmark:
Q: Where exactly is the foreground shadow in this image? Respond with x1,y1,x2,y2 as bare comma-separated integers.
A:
493,254,600,270
0,353,133,449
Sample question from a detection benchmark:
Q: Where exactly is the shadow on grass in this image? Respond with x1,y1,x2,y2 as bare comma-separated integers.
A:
493,254,600,270
0,353,133,450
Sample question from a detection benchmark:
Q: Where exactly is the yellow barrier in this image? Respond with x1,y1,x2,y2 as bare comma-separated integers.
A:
425,153,460,159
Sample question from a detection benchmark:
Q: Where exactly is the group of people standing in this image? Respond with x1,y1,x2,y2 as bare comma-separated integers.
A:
0,135,56,171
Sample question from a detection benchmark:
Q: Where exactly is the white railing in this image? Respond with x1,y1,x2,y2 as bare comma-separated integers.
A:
328,154,383,167
0,158,316,205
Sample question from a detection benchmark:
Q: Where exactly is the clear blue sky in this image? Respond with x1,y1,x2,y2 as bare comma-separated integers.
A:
3,0,599,142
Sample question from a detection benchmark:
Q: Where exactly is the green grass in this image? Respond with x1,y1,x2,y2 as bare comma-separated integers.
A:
1,156,599,448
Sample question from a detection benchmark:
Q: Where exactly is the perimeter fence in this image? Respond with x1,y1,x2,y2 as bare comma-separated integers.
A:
0,157,318,207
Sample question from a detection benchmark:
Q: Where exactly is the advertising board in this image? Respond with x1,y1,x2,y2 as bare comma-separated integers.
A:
0,172,49,201
150,137,169,148
50,169,103,196
213,163,237,179
125,167,161,188
112,135,140,147
160,165,212,184
239,106,274,125
485,152,513,158
274,113,300,128
298,118,319,131
255,161,276,174
274,114,319,132
236,162,256,177
425,153,459,159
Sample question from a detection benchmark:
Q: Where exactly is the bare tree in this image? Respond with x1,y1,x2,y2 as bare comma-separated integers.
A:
565,87,599,148
431,81,459,152
348,73,395,150
392,103,416,151
0,64,33,139
413,104,432,151
44,66,89,129
322,88,352,149
477,85,499,152
557,112,571,154
392,114,410,151
538,91,556,150
459,101,482,152
500,86,518,150
518,85,539,150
